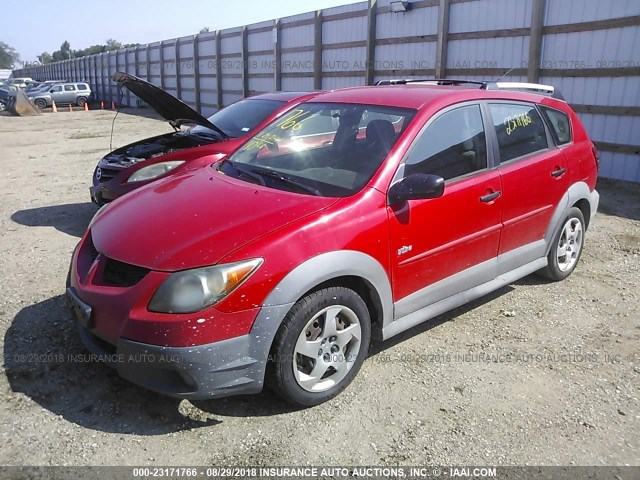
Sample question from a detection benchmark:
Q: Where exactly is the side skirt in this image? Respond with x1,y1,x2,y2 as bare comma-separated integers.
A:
382,256,547,340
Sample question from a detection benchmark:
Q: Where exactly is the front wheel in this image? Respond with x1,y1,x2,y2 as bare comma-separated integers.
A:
267,287,371,406
540,207,585,281
0,101,5,112
34,98,47,109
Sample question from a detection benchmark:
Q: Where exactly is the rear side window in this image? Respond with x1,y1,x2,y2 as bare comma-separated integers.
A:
64,84,76,91
404,104,487,181
489,103,548,162
540,106,571,145
76,84,88,91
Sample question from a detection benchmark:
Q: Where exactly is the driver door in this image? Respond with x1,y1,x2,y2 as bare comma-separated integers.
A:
388,103,502,316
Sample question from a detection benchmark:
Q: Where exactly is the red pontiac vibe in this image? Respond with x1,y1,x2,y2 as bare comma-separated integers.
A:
90,72,319,205
68,80,599,406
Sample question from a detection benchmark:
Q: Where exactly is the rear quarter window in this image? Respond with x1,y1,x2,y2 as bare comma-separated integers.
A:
540,106,572,145
489,103,548,163
76,84,88,91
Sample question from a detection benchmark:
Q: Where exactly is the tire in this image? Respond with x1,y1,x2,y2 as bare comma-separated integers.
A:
0,101,5,112
76,97,87,107
34,98,47,109
540,207,585,281
267,286,371,406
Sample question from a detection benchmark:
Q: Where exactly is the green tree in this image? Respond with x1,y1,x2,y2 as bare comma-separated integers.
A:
52,40,73,62
38,52,52,64
0,41,20,69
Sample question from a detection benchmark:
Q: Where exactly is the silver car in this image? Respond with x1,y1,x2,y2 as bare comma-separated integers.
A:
29,82,92,109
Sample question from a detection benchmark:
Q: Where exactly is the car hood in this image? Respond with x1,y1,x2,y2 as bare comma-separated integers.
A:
113,72,227,138
91,167,338,271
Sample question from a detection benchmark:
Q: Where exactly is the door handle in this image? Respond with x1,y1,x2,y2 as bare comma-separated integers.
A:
551,167,566,178
480,191,501,203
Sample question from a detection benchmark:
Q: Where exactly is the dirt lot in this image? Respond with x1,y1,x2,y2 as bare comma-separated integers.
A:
0,109,638,467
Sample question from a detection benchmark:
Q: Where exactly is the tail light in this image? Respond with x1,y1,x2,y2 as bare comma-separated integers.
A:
591,144,600,169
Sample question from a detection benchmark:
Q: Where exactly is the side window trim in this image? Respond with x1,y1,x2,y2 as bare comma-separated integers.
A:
393,101,493,185
486,100,553,166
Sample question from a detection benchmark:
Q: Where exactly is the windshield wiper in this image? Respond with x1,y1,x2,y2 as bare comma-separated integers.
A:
250,168,321,196
225,161,266,186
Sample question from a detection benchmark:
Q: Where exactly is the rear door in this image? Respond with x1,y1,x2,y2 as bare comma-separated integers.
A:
388,103,502,315
62,84,76,103
487,102,569,261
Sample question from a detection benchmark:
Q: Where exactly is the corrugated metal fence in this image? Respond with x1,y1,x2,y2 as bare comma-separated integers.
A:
13,0,640,182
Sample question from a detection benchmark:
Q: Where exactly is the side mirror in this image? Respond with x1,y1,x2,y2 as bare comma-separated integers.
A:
388,173,445,204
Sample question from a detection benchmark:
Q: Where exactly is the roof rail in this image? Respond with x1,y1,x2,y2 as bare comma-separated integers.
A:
483,81,564,99
375,78,486,87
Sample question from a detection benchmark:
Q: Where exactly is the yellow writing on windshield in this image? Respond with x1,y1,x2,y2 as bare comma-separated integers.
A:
278,109,311,131
244,132,282,151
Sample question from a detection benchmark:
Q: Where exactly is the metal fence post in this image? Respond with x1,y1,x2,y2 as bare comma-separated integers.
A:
175,39,182,100
274,19,282,91
528,0,546,82
435,0,451,78
215,31,223,108
241,26,249,97
193,35,201,112
314,11,323,89
365,0,377,85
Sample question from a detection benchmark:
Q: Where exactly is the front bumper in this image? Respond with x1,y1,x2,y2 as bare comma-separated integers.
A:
67,286,292,399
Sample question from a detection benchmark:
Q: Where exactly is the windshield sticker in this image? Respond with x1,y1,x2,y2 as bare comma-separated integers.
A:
277,109,312,131
504,112,533,135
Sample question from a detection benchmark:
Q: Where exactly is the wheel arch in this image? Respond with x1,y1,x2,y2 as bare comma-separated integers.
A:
259,250,393,341
544,181,594,255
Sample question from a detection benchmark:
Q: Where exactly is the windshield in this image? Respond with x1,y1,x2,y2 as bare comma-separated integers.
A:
191,98,286,138
221,102,416,197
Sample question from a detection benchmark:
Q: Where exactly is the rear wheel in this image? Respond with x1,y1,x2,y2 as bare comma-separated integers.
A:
34,98,47,109
267,287,371,406
540,207,585,281
0,101,5,112
76,97,87,107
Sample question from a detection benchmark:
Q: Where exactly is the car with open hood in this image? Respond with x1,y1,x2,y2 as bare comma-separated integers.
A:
90,72,318,205
67,79,599,407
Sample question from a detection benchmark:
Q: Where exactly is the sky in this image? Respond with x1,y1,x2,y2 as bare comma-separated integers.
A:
5,0,362,63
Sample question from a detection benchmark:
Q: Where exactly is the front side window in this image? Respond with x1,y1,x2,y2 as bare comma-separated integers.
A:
50,86,62,92
540,106,571,145
222,102,416,197
489,103,548,162
404,104,487,181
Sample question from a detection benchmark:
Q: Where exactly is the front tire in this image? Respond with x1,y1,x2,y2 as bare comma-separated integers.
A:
34,98,47,109
267,287,371,406
540,207,585,281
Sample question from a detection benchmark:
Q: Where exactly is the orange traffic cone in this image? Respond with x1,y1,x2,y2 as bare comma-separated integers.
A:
69,104,73,112
111,101,116,110
83,102,89,112
51,101,58,113
100,101,104,109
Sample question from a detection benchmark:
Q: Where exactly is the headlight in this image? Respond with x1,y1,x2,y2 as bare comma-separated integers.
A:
126,160,185,183
148,258,263,313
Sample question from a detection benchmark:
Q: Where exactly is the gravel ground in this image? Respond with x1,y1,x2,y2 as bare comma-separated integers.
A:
0,109,638,467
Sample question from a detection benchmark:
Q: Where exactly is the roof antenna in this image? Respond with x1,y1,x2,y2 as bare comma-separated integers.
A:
495,67,515,83
109,85,124,152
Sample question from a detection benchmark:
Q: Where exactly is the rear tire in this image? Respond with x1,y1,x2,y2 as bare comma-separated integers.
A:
76,97,87,107
0,101,5,112
540,207,585,281
34,98,47,109
266,287,371,407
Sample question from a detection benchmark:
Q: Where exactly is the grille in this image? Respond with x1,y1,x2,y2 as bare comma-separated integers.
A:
97,167,120,183
102,258,150,287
